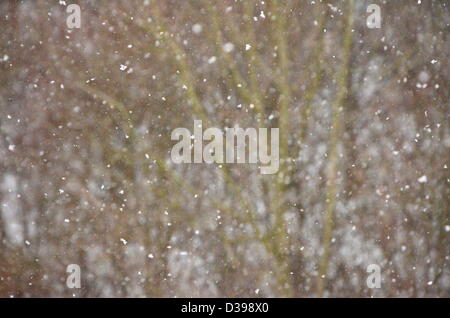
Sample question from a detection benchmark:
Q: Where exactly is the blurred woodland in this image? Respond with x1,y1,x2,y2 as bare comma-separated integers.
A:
0,0,449,297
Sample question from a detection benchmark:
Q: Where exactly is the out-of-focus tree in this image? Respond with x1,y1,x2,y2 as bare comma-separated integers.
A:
0,0,448,297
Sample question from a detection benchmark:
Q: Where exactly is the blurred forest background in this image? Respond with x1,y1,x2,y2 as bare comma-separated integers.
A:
0,0,448,297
